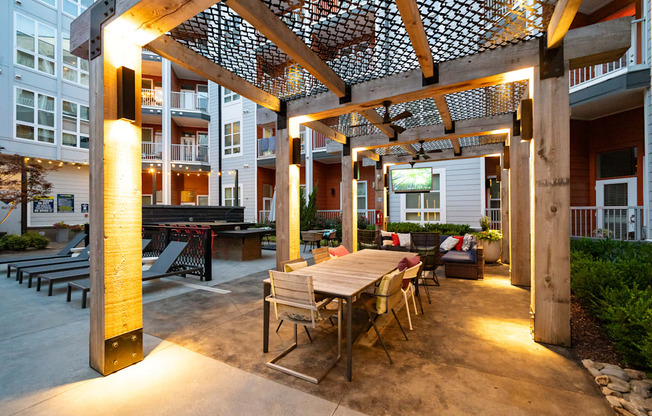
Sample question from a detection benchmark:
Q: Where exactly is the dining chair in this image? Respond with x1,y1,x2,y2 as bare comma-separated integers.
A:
266,270,342,384
312,247,331,264
410,232,440,304
326,230,338,247
401,262,423,330
276,258,312,341
355,269,408,364
301,231,322,252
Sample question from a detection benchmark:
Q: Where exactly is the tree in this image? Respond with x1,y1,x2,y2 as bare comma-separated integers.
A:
299,187,318,231
0,155,56,228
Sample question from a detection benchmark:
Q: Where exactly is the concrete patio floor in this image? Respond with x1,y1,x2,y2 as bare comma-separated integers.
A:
0,247,611,415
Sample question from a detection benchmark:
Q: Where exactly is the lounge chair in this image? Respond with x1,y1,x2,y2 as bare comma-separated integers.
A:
8,249,90,281
0,233,86,266
66,241,202,307
21,240,151,287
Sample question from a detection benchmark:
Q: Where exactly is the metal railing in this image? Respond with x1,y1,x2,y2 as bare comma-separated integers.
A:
171,91,208,112
259,210,271,223
313,132,328,150
171,144,209,163
142,142,163,160
485,207,501,230
315,209,376,223
570,19,643,89
571,206,645,241
142,89,162,107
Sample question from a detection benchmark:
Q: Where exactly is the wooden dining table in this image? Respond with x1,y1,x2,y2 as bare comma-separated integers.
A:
263,249,417,381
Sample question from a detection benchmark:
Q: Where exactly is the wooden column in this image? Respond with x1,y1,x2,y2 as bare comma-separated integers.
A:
509,135,531,286
374,163,385,233
530,65,571,346
275,121,301,270
89,27,143,375
341,154,357,252
500,165,510,264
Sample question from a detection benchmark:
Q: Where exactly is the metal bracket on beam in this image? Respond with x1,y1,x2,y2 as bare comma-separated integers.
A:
104,328,142,375
445,120,455,135
339,85,352,104
342,137,351,157
454,148,462,157
90,0,116,60
422,63,439,86
389,131,398,142
512,112,521,137
539,35,564,80
276,101,287,131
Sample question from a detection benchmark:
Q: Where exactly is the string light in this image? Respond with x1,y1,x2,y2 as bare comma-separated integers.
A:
37,159,42,163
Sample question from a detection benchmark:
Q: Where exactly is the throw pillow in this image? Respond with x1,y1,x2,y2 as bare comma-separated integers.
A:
380,230,393,246
461,234,474,251
397,255,421,271
284,260,308,273
328,245,350,257
397,233,411,249
376,269,400,314
453,236,464,251
440,236,458,251
391,233,400,246
382,239,394,246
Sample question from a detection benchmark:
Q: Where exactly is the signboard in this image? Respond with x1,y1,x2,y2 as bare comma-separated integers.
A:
57,194,75,213
33,196,55,213
81,203,89,213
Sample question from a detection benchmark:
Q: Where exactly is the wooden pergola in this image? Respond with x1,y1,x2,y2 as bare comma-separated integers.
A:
70,0,631,375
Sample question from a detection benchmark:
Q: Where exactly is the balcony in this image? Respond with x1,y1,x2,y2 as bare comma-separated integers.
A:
171,144,209,163
141,89,209,113
142,142,162,160
571,206,645,241
257,133,330,158
570,19,644,90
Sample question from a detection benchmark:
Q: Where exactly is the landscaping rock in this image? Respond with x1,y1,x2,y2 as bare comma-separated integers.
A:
616,408,636,416
583,359,596,369
631,381,652,399
607,396,624,407
609,379,632,393
602,366,631,382
622,399,648,416
626,369,648,380
588,367,602,378
631,395,652,411
603,387,623,397
594,362,607,370
596,375,611,386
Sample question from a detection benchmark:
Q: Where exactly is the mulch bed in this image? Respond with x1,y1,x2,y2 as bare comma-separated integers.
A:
571,295,622,366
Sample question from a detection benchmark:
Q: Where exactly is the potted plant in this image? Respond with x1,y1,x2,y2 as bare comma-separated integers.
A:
53,221,69,242
473,229,502,263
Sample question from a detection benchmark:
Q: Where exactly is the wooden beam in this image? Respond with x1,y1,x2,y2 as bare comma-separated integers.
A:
433,96,453,131
70,0,222,58
586,0,635,24
226,0,347,97
530,66,571,347
382,143,504,164
302,121,347,144
450,138,461,155
509,136,530,286
399,144,417,155
357,150,380,162
286,17,631,119
358,109,396,138
500,167,509,264
342,154,357,252
547,0,583,49
275,121,301,270
147,36,280,112
395,0,435,79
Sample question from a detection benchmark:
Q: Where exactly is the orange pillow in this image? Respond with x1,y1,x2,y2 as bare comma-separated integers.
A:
328,245,350,257
453,236,464,251
391,234,400,246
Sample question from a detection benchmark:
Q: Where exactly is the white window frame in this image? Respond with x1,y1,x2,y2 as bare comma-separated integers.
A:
399,168,446,225
61,99,90,149
62,33,89,86
62,0,92,18
223,87,241,104
14,86,56,145
142,194,153,206
35,0,57,10
487,175,500,209
223,120,242,157
223,185,243,207
15,13,56,77
357,180,367,213
196,195,209,206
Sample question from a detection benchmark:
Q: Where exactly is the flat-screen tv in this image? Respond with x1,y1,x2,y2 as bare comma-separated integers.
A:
391,167,432,193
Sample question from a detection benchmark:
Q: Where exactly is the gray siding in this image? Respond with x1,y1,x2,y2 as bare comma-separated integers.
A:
208,81,221,205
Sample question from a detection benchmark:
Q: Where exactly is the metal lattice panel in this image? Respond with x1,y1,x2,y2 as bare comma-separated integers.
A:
445,80,528,121
170,0,553,100
370,134,504,157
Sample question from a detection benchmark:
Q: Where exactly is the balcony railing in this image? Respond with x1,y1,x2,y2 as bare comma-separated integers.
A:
313,132,328,150
485,208,501,230
142,142,162,160
258,136,277,158
141,89,209,112
571,206,645,241
259,210,271,223
171,144,209,163
315,209,376,223
570,19,644,89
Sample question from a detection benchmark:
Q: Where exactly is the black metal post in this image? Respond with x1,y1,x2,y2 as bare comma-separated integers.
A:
234,169,239,206
20,158,27,235
151,170,157,205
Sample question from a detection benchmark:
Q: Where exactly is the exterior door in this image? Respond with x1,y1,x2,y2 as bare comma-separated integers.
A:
596,178,637,239
182,136,195,161
181,88,194,109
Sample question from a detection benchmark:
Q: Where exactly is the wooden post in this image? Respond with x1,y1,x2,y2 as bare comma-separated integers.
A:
509,135,531,286
530,65,571,346
89,27,144,375
341,154,357,252
374,163,385,233
500,165,510,264
275,120,301,270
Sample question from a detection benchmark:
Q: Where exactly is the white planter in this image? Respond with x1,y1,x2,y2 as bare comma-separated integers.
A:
56,228,69,243
480,240,501,263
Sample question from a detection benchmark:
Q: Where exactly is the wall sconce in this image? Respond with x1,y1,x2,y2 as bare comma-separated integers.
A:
291,138,301,165
518,98,533,141
495,165,502,182
353,161,360,180
117,66,136,122
503,146,510,170
330,188,335,197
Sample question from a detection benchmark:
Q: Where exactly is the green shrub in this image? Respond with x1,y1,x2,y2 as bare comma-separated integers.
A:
571,238,652,369
23,232,49,249
0,234,30,251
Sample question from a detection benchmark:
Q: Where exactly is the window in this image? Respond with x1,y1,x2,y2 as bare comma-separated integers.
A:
401,170,444,224
263,184,273,198
15,87,55,144
597,148,637,179
357,181,367,212
197,84,208,111
37,0,56,8
223,88,240,104
224,186,242,207
223,121,241,156
299,125,307,152
197,195,209,206
15,14,56,76
197,132,209,163
487,176,500,209
62,101,90,148
63,0,93,17
62,34,89,86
